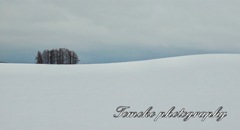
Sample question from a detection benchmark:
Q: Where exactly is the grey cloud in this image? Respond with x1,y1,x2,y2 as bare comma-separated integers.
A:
0,0,240,63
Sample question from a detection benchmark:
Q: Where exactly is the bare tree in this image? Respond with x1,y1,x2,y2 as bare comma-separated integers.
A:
42,50,50,64
35,51,43,64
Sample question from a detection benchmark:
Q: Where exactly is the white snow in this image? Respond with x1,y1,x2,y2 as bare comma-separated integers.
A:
0,54,240,130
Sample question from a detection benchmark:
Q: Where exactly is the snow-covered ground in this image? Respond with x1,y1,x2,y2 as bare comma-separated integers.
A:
0,54,240,130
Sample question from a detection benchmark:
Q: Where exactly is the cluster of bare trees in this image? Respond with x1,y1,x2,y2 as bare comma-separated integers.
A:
36,48,79,64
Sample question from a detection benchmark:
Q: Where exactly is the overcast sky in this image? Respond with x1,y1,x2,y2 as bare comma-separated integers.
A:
0,0,240,63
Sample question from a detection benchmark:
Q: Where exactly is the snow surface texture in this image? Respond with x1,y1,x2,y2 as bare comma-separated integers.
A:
0,54,240,130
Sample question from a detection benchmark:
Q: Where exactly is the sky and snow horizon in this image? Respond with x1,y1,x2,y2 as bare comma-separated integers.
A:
0,0,240,63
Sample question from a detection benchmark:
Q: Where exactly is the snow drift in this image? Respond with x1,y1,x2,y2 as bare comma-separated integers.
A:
0,54,240,130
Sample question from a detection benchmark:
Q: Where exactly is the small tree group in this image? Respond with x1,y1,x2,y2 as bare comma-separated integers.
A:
36,48,79,64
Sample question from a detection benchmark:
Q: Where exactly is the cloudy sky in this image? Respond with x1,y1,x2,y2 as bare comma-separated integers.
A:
0,0,240,63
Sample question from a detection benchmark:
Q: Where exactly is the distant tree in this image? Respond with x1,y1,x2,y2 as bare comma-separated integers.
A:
42,50,50,64
35,51,43,64
68,50,73,64
50,49,55,64
72,51,79,64
58,48,64,64
35,48,79,64
53,49,59,64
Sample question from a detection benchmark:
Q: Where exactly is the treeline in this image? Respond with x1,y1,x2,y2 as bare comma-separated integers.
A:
36,48,79,64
